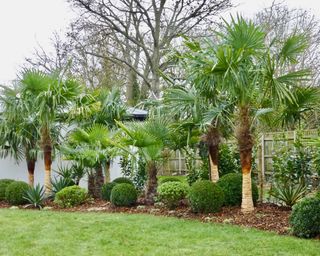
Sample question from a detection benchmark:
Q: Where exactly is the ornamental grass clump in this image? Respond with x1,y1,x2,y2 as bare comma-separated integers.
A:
217,173,258,206
289,197,320,238
157,181,189,209
188,180,224,213
5,181,29,205
54,185,88,208
110,183,137,207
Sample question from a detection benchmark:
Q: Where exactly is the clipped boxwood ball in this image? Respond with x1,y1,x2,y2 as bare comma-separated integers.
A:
188,180,224,213
110,183,137,207
157,181,189,209
0,179,15,200
217,173,258,206
5,181,30,205
290,197,320,238
112,177,134,186
101,182,117,201
54,185,88,208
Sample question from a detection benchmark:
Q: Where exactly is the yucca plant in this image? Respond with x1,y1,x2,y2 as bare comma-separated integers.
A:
51,177,75,196
269,182,307,207
23,184,45,209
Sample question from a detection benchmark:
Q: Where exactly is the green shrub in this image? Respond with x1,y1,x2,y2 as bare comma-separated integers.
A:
157,182,189,209
101,182,117,201
23,184,45,209
217,173,258,206
315,190,320,199
0,179,15,200
290,197,320,238
159,176,182,185
5,181,30,205
110,183,137,207
112,177,134,186
54,185,88,208
269,182,306,207
188,180,224,213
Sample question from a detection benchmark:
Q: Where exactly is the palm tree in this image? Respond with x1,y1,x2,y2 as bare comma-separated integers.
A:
183,16,312,212
61,124,114,198
19,69,82,195
116,118,171,204
0,84,40,186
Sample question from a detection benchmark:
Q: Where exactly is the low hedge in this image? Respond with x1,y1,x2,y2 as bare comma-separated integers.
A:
0,179,15,200
54,185,88,208
157,181,189,209
5,181,29,205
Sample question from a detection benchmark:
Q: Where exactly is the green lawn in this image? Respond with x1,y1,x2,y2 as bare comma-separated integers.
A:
0,209,319,256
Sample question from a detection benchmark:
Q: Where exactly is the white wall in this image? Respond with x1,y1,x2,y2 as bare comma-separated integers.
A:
0,156,123,187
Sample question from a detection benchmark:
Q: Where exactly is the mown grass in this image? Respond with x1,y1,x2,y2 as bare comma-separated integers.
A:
0,209,319,256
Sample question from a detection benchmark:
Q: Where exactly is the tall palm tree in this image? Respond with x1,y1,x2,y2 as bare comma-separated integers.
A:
116,118,171,204
183,16,312,212
0,84,40,186
19,69,82,195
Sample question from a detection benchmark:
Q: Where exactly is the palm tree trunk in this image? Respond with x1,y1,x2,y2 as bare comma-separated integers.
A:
206,127,220,182
104,161,111,183
26,158,36,187
236,106,254,213
95,165,104,198
208,144,219,182
44,144,52,196
145,161,158,205
88,171,96,197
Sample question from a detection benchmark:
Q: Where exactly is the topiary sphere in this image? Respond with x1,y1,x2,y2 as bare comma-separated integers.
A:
54,185,88,208
0,179,15,200
5,181,30,205
112,177,134,186
157,181,189,209
110,183,137,207
217,173,258,206
101,182,117,201
290,197,320,238
188,180,224,213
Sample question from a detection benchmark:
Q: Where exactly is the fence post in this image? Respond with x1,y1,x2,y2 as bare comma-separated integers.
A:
258,134,265,202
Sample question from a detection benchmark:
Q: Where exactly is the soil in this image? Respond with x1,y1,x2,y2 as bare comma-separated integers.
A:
0,199,291,235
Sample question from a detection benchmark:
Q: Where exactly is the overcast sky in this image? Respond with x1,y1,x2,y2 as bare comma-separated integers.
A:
0,0,319,84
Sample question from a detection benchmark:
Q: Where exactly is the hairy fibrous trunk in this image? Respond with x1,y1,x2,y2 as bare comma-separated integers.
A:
236,106,254,213
145,161,158,205
27,158,36,187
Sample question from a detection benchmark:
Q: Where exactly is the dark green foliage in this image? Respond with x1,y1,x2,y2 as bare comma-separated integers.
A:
51,177,75,195
101,182,117,201
272,138,313,186
157,182,189,209
290,197,320,238
186,164,210,185
112,177,134,186
188,180,224,213
5,181,29,205
218,144,241,177
159,177,182,184
0,179,15,200
54,185,88,208
315,190,320,199
110,183,137,207
217,173,258,206
23,184,45,209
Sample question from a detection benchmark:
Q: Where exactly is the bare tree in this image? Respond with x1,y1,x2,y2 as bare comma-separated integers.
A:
68,0,232,102
255,1,320,84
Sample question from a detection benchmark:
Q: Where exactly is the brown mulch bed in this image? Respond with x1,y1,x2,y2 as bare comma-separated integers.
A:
0,199,291,235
